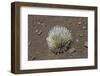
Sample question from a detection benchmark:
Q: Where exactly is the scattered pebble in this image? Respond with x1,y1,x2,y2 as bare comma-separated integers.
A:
82,26,87,30
35,29,39,33
79,34,83,37
76,39,79,42
37,22,41,24
84,42,88,48
35,29,42,35
69,48,76,53
41,23,46,27
32,57,36,60
37,30,42,35
78,21,81,25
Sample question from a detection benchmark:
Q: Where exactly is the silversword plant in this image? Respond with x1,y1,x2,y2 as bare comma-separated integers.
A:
46,25,72,55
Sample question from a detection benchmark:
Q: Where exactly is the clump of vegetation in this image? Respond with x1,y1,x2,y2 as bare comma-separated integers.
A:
46,25,72,54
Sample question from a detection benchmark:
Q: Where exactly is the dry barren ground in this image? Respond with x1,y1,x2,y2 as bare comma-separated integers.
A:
28,15,88,61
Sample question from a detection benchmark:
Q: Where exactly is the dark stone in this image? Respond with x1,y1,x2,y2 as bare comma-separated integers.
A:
32,57,36,60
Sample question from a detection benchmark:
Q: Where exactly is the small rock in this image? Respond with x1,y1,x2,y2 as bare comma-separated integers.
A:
84,42,88,48
79,34,83,37
35,29,42,35
76,39,79,42
37,30,42,35
41,23,46,27
37,22,41,24
78,21,81,25
69,48,76,53
82,26,87,30
35,29,39,33
32,57,36,60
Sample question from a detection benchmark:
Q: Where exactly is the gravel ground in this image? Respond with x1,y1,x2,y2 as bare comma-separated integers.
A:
28,15,88,61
